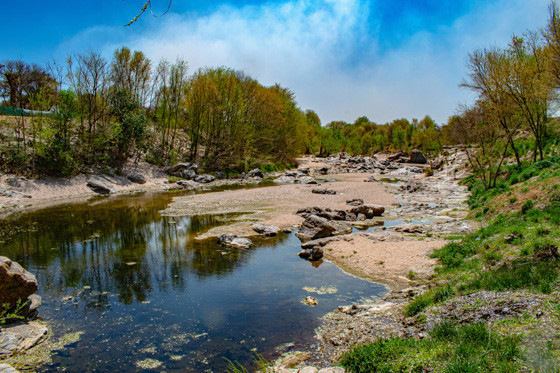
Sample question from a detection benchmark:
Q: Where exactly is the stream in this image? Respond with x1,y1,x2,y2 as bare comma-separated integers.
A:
0,189,387,372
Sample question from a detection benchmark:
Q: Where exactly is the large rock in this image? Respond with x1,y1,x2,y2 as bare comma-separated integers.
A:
169,162,192,173
295,215,351,241
248,168,264,178
275,175,297,184
194,174,215,183
297,247,323,261
0,257,38,308
180,169,197,180
127,173,146,184
218,234,253,249
252,223,280,236
176,180,199,188
409,149,427,164
86,176,115,194
348,204,385,218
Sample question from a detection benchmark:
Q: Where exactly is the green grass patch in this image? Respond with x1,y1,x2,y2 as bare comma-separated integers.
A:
340,322,522,373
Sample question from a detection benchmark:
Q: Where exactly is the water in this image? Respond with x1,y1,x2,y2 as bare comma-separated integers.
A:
0,191,387,372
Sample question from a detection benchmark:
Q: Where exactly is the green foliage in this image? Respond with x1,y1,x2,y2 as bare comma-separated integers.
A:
0,299,30,324
340,323,521,373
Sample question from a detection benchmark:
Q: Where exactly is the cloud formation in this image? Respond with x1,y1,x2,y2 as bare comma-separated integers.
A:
59,0,551,125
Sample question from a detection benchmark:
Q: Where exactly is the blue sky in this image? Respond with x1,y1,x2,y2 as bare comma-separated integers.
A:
0,0,551,124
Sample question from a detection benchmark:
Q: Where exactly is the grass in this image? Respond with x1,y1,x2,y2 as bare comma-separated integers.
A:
340,322,522,373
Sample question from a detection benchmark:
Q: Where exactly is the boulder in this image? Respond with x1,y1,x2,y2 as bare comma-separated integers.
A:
214,171,226,179
194,174,215,184
248,169,264,178
348,204,385,218
180,169,197,180
176,180,199,188
4,178,21,188
86,177,115,194
364,176,378,182
127,173,146,184
311,188,336,195
252,223,281,237
409,149,427,164
169,162,191,173
275,175,297,184
297,247,323,261
295,215,351,241
296,207,346,221
0,257,38,309
318,167,330,175
346,198,364,206
299,176,317,184
218,234,253,249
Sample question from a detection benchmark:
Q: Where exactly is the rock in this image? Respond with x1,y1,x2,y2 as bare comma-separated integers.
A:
248,168,264,178
169,162,191,173
364,176,378,182
194,174,215,183
86,176,115,194
348,204,385,218
409,149,427,164
214,171,226,179
180,169,197,180
346,198,363,206
394,224,425,234
299,176,317,184
300,367,319,373
296,215,336,241
296,215,351,241
0,321,48,357
298,247,323,261
4,178,21,188
296,206,346,221
312,188,336,195
127,173,146,184
0,188,31,199
176,180,200,188
252,223,280,236
298,168,310,175
318,166,330,175
0,363,19,373
0,257,38,309
275,175,298,184
218,234,253,249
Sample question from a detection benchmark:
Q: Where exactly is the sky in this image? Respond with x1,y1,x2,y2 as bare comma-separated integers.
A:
0,0,552,125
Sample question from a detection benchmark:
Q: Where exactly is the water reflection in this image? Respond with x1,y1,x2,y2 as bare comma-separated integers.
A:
0,192,387,372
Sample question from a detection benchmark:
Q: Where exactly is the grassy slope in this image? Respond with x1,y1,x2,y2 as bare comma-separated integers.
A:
340,157,560,372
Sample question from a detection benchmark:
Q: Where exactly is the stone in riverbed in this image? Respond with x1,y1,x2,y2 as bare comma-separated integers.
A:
86,176,115,194
295,215,351,241
218,234,253,249
348,204,385,218
0,257,38,309
127,173,146,184
176,179,199,188
169,162,191,173
311,188,336,195
251,223,280,236
346,198,364,206
297,247,323,261
194,174,215,183
248,168,264,178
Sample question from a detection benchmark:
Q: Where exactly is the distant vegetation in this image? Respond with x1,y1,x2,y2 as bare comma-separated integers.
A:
0,47,446,177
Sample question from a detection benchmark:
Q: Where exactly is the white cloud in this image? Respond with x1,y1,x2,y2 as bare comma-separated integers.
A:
59,0,551,125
